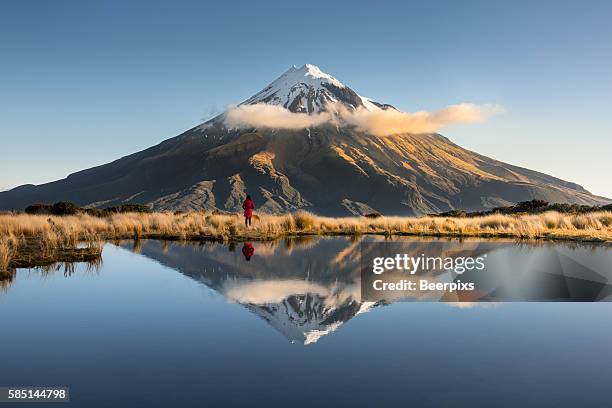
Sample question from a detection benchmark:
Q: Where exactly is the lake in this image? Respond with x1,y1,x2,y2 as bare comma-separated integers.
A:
1,236,612,407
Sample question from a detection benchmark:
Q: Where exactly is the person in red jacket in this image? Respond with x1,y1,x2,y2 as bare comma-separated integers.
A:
242,195,255,227
242,242,255,261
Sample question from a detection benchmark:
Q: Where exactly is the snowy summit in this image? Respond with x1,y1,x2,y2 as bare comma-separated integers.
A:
241,63,393,114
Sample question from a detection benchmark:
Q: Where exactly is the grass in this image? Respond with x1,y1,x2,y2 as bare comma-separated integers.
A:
1,210,611,272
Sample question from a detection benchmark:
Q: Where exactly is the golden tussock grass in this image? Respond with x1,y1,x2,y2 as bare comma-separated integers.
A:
1,210,611,271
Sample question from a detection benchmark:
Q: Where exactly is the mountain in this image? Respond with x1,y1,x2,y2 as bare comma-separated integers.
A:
0,64,608,215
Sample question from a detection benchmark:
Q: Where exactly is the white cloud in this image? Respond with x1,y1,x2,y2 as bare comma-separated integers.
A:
337,103,503,135
222,279,330,304
223,102,503,136
224,104,332,130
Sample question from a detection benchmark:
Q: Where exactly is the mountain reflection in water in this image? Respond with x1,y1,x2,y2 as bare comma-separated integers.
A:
4,236,612,407
124,236,371,345
116,237,612,345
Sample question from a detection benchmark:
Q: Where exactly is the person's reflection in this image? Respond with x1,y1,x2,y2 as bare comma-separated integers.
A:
242,242,255,261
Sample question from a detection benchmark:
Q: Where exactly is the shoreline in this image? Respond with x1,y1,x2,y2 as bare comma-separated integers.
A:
101,229,612,243
2,230,609,277
1,210,611,272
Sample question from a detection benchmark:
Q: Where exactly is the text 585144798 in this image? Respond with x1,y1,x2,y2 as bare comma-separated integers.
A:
0,387,69,403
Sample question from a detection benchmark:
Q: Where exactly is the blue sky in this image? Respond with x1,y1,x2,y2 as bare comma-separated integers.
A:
1,0,611,197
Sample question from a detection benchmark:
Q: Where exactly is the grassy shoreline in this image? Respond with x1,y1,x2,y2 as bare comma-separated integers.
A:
1,210,611,272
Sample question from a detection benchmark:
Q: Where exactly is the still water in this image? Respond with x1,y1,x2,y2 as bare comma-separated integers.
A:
1,236,612,407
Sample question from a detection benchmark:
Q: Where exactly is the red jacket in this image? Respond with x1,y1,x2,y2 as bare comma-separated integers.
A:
242,242,255,260
242,198,255,218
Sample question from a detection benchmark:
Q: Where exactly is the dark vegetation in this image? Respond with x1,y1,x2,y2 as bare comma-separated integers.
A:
0,268,14,281
9,240,101,269
25,202,152,217
431,200,612,218
1,235,102,283
19,200,612,219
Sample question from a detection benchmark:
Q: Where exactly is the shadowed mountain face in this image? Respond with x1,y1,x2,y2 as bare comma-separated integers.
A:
1,64,608,214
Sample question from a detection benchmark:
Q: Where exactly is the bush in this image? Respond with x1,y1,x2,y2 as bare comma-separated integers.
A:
294,211,315,230
432,200,611,218
431,210,467,218
282,215,296,232
51,202,80,215
513,200,549,213
25,203,53,215
85,204,152,217
25,202,80,215
26,202,153,217
601,203,612,212
105,204,152,214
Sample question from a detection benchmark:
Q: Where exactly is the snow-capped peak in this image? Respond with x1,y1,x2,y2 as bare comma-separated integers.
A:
288,63,346,88
241,63,389,114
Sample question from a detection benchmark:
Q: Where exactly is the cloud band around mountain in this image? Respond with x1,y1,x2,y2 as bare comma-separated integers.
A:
225,104,332,130
223,102,502,136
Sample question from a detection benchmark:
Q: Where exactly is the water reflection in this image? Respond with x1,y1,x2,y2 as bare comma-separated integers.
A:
241,242,255,261
1,259,102,292
121,237,612,344
4,237,612,407
0,269,16,293
6,236,612,345
125,237,369,344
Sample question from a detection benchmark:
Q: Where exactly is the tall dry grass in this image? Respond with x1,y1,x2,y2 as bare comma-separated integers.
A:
1,210,611,271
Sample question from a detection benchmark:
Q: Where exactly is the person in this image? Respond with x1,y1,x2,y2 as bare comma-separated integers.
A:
242,195,255,227
242,242,255,261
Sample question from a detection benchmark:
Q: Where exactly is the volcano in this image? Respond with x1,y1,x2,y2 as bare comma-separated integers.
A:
0,64,607,215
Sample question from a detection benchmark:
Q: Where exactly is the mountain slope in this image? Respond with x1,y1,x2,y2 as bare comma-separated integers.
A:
0,64,608,214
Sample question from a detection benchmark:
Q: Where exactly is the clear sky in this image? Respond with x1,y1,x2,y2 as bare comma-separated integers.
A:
1,0,611,197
